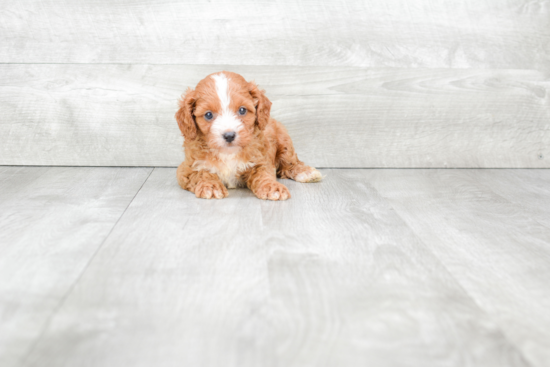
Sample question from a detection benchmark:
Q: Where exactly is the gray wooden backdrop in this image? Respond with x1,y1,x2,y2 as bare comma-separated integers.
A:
1,0,549,167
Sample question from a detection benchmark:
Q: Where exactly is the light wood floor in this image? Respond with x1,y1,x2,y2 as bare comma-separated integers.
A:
1,167,549,367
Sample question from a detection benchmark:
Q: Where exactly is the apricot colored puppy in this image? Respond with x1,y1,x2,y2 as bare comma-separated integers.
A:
175,71,321,200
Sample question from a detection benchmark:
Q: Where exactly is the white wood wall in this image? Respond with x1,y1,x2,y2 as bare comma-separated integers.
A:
1,0,549,167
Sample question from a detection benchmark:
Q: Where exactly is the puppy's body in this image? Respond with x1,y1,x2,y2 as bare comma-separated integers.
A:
176,71,321,201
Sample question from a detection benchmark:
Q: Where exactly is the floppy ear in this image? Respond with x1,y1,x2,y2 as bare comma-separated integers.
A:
249,81,272,130
175,88,197,140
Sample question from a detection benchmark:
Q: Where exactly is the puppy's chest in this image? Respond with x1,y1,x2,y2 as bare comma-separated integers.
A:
193,155,254,189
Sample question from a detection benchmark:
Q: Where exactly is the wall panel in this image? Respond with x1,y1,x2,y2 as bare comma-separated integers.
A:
1,64,548,167
0,0,548,70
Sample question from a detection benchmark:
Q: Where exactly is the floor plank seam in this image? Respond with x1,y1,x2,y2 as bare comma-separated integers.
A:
383,197,536,366
18,167,155,365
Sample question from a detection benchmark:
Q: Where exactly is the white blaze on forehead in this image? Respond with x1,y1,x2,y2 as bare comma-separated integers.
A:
211,73,231,112
209,73,243,148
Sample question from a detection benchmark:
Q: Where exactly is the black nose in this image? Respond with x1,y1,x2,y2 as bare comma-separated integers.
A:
223,131,236,143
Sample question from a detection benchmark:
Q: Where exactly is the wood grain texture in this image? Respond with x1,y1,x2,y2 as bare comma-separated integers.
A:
0,167,152,367
368,169,550,367
21,168,528,367
1,64,548,167
1,0,549,71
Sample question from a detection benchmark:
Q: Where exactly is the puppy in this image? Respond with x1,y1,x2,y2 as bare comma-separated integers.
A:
175,71,322,201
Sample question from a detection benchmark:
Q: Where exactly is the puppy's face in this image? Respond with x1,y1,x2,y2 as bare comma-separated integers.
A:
176,71,272,154
194,73,256,153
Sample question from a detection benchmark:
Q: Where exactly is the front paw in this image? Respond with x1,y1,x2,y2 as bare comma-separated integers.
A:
195,180,228,199
255,181,291,201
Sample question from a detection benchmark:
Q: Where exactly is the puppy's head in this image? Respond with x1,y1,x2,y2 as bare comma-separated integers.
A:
175,71,272,154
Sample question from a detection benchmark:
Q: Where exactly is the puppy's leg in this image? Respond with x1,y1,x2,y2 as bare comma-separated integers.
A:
177,162,228,199
246,166,290,201
273,121,322,183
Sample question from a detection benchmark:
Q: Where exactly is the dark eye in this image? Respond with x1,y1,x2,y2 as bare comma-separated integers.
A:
204,111,213,121
238,107,247,116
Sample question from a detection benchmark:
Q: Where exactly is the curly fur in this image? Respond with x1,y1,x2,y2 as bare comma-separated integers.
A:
175,71,321,201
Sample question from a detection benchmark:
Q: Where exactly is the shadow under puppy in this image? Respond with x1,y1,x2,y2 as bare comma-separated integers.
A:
175,71,322,201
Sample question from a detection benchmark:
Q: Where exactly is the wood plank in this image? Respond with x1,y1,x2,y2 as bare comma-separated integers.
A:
23,168,528,367
464,170,550,229
0,0,549,70
1,64,548,167
0,166,152,367
368,169,550,367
